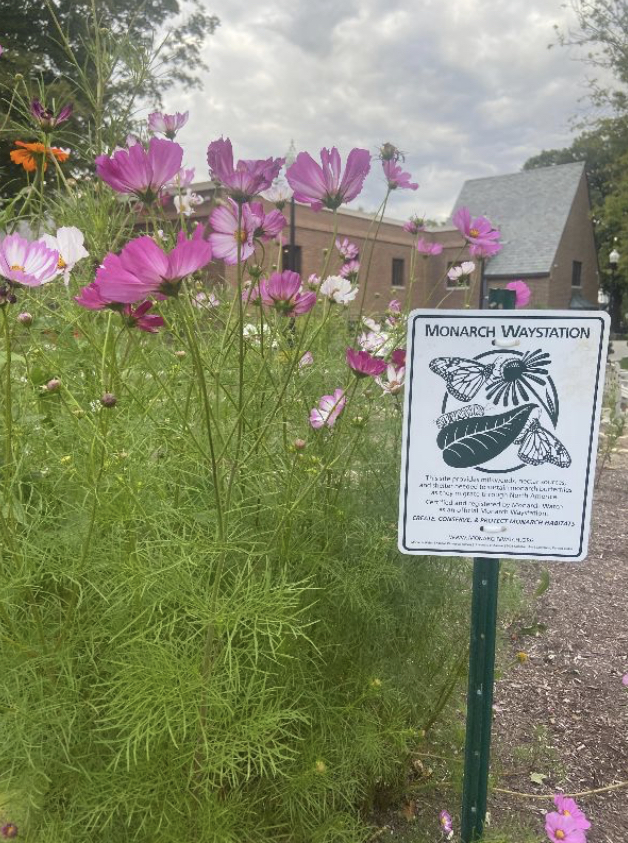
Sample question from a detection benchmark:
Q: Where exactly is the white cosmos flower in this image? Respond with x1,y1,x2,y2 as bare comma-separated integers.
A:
447,261,475,282
362,317,381,332
261,179,293,207
40,226,89,286
173,189,203,216
319,275,358,304
376,364,405,395
358,330,393,357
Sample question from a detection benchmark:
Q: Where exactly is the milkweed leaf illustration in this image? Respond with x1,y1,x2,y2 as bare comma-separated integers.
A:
436,404,536,468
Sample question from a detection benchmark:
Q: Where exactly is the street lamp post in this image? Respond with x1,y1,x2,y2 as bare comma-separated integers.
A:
285,140,297,272
609,245,620,333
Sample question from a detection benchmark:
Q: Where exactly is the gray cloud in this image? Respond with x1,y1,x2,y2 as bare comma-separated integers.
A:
161,0,597,221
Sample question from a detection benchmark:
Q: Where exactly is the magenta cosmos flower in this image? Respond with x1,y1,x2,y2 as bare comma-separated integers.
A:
506,279,532,308
89,228,211,304
96,138,183,202
310,389,346,429
209,199,257,264
553,796,590,831
403,215,425,235
148,110,189,139
453,206,501,251
0,233,59,286
31,98,73,130
258,270,316,316
382,159,418,191
416,237,443,256
75,284,165,333
545,812,587,843
249,201,287,241
286,146,371,211
346,347,387,378
207,137,284,203
336,237,359,260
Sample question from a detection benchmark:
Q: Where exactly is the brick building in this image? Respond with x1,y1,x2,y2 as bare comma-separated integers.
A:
185,161,599,313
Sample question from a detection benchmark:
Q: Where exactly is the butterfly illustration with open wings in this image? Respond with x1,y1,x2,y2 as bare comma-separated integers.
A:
514,417,571,468
429,357,496,402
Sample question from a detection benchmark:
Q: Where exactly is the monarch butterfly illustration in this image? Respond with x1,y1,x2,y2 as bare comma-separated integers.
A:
436,404,485,429
514,418,571,468
429,357,495,402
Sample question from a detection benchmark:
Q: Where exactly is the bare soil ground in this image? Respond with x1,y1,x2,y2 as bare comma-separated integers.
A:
489,432,628,843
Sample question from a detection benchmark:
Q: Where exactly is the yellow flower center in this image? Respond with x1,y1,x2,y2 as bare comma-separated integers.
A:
57,256,67,269
469,227,480,238
235,228,248,244
556,831,565,840
564,810,571,817
10,264,25,272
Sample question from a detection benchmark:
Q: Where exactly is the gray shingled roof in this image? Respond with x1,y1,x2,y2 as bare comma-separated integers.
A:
451,162,586,277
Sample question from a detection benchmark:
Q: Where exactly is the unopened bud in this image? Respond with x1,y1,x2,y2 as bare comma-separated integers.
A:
314,760,327,774
14,73,24,82
46,378,61,392
17,311,32,326
174,350,186,359
294,438,306,451
1,823,19,839
100,392,117,408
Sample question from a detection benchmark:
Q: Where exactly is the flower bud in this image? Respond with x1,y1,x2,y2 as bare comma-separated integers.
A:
293,438,306,451
174,350,186,359
14,73,24,81
1,823,19,839
46,378,61,392
100,392,117,408
17,311,32,326
314,760,327,774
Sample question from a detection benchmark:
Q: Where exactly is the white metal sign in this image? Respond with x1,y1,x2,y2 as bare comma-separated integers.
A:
398,310,610,561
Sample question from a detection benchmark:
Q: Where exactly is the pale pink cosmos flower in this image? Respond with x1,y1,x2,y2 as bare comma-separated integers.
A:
622,674,628,686
192,290,220,309
416,237,443,257
438,810,454,840
258,270,316,316
447,262,475,284
209,199,257,264
286,146,371,211
207,137,284,203
319,275,358,305
506,279,532,308
553,796,590,831
148,111,189,139
339,259,360,280
545,811,587,843
363,317,381,332
453,206,501,252
336,237,359,260
169,167,195,188
0,233,59,287
307,273,321,289
260,179,293,209
376,364,405,394
310,389,346,429
382,159,419,191
403,215,425,235
92,227,212,304
388,299,401,314
299,351,314,368
359,330,393,357
346,347,388,378
40,226,89,286
96,138,183,202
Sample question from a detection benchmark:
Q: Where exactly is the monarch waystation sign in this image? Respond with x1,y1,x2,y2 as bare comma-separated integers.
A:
398,310,610,561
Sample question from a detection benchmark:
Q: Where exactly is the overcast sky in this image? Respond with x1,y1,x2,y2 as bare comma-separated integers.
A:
159,0,602,222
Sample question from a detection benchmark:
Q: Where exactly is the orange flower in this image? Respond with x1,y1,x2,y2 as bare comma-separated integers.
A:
10,141,70,172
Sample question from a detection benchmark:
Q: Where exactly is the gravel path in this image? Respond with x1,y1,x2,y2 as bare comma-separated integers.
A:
489,428,628,842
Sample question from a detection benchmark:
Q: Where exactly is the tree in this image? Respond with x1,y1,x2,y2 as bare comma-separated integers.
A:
0,0,219,193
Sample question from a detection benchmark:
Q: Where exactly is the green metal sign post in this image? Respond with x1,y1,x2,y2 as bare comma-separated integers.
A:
460,287,515,843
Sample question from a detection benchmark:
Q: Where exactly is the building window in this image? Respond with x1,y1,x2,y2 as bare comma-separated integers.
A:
572,260,582,288
282,245,302,274
392,258,405,287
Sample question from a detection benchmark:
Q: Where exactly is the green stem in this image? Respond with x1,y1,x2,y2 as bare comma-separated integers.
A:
355,189,391,331
2,309,13,480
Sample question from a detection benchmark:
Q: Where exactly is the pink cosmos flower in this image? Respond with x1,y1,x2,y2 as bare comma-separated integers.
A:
96,138,183,202
31,99,73,129
94,227,211,304
336,237,359,260
391,348,406,368
148,111,189,139
506,279,532,308
452,206,501,252
249,201,287,241
169,167,195,188
382,159,418,191
376,364,405,394
470,240,502,258
388,299,401,314
286,146,371,211
1,822,19,839
339,259,360,280
553,796,590,831
207,137,284,203
209,199,257,265
310,389,346,429
346,347,388,378
0,233,59,286
258,270,316,316
403,215,425,235
545,811,587,843
622,674,628,686
123,301,165,333
299,351,314,368
439,810,454,840
416,237,443,256
75,282,109,310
